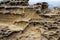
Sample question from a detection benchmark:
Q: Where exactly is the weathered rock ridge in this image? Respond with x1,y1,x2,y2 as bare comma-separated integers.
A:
0,0,60,40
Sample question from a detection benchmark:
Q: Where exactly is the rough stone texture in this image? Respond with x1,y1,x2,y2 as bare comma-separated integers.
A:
0,0,60,40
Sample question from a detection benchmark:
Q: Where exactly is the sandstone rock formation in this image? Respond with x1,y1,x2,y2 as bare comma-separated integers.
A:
0,0,60,40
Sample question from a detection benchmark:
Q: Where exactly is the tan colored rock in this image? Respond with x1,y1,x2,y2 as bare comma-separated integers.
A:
0,0,60,40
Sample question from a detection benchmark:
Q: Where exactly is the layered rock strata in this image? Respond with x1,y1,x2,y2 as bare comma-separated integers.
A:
0,0,60,40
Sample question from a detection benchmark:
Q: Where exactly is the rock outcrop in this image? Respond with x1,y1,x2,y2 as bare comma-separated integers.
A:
0,0,60,40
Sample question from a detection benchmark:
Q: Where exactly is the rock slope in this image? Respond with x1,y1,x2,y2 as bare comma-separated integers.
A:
0,0,60,40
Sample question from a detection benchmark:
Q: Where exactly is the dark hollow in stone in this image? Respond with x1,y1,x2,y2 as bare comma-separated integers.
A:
57,20,60,22
48,27,58,30
30,22,40,26
53,22,59,24
58,37,60,40
42,15,52,18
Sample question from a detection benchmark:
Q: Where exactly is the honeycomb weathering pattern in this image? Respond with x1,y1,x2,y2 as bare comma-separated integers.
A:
0,0,60,40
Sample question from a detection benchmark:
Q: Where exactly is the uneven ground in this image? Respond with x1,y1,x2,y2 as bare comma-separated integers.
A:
0,7,60,40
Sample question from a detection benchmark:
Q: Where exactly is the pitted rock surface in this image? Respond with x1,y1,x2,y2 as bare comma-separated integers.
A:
0,0,60,40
